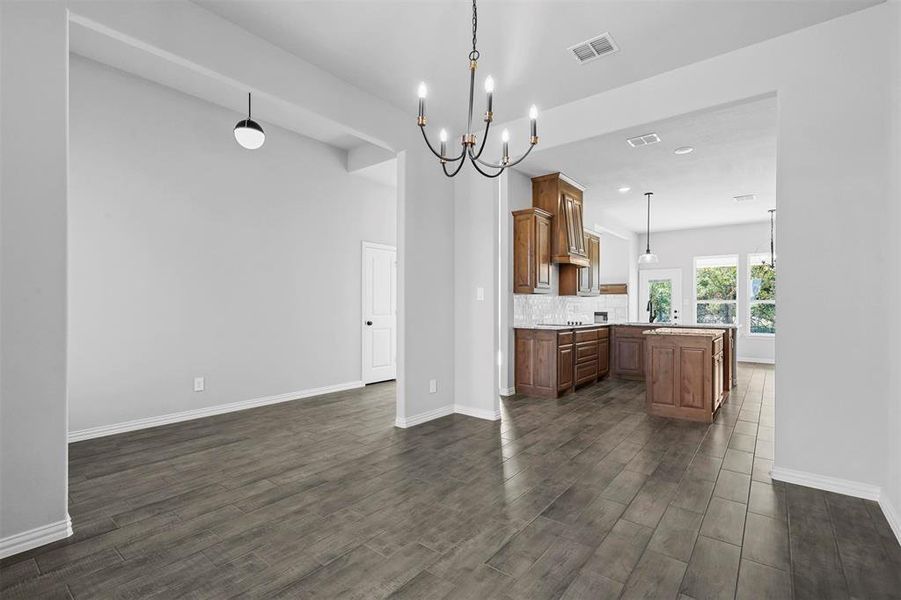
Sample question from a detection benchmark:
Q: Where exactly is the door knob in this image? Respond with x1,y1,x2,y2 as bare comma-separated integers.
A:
366,321,373,326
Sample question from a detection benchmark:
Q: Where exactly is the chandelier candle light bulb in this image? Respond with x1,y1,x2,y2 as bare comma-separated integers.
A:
484,76,494,120
501,129,510,164
417,83,427,126
415,0,538,178
439,128,448,161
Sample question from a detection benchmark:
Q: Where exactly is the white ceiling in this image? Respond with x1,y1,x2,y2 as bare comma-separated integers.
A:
196,0,878,132
517,95,778,233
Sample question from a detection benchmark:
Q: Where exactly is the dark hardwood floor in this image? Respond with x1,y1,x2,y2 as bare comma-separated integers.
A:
2,364,899,599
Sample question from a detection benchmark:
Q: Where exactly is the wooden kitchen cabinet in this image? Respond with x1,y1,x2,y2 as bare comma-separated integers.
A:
512,208,553,294
612,326,652,380
514,326,611,398
531,173,589,267
560,232,601,296
644,328,726,423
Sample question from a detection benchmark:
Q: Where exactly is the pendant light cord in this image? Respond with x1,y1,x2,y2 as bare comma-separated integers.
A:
247,92,252,119
645,192,653,253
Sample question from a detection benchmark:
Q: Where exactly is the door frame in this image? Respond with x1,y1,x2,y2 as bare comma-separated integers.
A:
639,268,684,324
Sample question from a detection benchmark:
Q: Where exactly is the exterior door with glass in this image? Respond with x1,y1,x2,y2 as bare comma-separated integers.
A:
639,268,683,324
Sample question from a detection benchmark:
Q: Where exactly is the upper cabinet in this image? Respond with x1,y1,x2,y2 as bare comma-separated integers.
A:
531,173,590,267
512,208,553,294
561,231,601,296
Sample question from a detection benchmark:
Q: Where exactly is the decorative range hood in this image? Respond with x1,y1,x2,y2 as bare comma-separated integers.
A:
531,172,589,267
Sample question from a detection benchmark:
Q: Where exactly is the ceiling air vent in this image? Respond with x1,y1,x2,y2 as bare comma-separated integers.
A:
568,32,619,64
626,133,661,148
733,194,757,203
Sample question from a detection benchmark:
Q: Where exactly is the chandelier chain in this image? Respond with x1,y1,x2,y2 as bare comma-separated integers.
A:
469,0,479,61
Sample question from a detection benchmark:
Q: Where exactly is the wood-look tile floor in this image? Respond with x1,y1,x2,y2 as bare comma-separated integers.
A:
2,364,900,599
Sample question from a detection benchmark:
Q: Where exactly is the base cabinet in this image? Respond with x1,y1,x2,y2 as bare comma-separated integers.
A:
612,326,653,379
644,331,726,423
515,327,610,398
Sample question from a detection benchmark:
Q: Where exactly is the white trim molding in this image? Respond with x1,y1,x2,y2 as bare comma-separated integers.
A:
881,495,901,545
772,466,901,544
737,356,776,365
499,387,515,397
394,405,454,428
69,381,364,442
454,404,502,421
771,466,881,500
0,515,72,559
394,403,502,428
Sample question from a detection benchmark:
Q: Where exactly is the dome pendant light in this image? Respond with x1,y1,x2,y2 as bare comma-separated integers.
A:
638,191,659,265
234,92,265,150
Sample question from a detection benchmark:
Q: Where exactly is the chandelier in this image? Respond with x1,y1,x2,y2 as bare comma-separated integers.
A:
416,0,538,178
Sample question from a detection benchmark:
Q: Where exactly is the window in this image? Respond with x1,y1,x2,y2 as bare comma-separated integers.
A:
748,254,776,335
694,255,738,324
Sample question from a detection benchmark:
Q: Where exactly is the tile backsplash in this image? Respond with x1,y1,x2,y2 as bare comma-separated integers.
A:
514,294,630,326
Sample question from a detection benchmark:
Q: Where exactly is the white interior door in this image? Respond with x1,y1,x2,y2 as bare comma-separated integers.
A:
639,268,683,324
362,242,396,384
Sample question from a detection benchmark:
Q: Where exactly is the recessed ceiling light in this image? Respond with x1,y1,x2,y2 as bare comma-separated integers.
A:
618,186,631,193
674,146,694,155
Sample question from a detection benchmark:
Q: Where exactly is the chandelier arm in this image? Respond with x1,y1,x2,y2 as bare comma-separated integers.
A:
420,126,465,162
472,142,535,169
443,157,468,178
467,155,505,178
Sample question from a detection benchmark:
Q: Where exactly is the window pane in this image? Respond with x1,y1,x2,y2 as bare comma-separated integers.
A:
750,263,776,301
750,303,776,334
696,265,737,301
648,279,672,323
697,302,736,324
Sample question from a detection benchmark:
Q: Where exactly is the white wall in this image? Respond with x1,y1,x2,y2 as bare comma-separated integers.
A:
0,1,71,553
638,221,776,363
67,56,396,433
491,3,897,520
453,169,500,419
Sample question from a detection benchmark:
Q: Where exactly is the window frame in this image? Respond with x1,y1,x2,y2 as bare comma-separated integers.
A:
693,254,739,326
747,253,776,337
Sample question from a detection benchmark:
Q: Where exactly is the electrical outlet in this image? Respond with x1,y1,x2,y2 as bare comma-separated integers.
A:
429,379,437,394
476,287,485,301
193,377,205,392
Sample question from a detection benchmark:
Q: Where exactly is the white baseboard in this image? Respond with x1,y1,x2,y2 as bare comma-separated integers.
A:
737,356,776,364
881,494,901,545
394,404,454,428
454,404,502,421
69,381,364,442
771,466,881,500
394,403,503,428
0,514,72,559
772,466,901,544
499,387,515,397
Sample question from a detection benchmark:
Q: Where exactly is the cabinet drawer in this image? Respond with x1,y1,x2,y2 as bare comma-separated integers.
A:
575,329,599,343
597,328,610,340
558,331,574,346
615,326,652,338
576,341,599,363
575,360,598,385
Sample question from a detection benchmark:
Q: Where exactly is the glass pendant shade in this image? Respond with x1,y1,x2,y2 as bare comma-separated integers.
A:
638,251,659,265
234,119,265,150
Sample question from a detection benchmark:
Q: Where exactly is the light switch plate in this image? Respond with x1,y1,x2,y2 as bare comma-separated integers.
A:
194,377,205,392
429,379,437,394
476,287,485,301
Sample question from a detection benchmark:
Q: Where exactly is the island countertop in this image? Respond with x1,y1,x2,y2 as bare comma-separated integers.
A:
644,327,726,338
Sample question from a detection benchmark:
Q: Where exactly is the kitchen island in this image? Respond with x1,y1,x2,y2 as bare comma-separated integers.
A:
644,328,727,423
513,322,738,399
611,323,737,390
